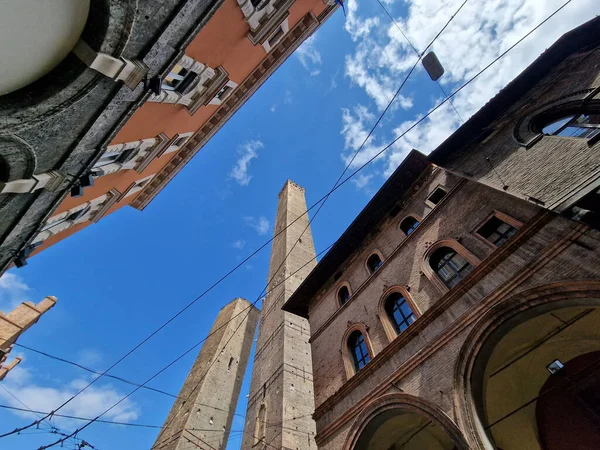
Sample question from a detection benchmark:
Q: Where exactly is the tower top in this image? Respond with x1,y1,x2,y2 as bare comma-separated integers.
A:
278,179,305,197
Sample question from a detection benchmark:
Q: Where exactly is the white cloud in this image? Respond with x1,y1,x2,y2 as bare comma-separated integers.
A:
270,105,277,113
1,367,140,426
295,35,322,76
351,173,374,190
231,240,246,249
0,271,31,310
340,0,599,179
340,105,386,169
244,216,270,236
284,90,293,104
76,349,103,368
230,140,264,186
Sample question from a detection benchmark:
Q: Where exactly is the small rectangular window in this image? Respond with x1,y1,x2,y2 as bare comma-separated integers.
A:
427,187,447,206
477,216,517,246
267,26,285,48
216,85,232,101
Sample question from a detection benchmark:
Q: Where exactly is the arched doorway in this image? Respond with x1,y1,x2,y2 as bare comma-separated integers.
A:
461,291,600,450
344,393,469,450
354,409,457,450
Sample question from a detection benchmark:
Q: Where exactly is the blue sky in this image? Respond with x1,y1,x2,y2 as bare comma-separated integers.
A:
0,0,597,448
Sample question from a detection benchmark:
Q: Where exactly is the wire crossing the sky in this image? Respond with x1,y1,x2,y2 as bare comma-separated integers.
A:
3,0,575,447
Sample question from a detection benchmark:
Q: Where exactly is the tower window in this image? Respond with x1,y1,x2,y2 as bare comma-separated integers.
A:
366,253,383,274
348,331,370,372
541,113,600,139
477,216,517,246
337,285,350,306
430,247,473,288
400,216,420,236
426,187,447,206
384,293,416,334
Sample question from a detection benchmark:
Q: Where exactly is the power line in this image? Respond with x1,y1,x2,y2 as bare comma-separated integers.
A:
0,404,163,429
153,2,473,448
7,0,574,445
375,0,465,123
36,245,334,449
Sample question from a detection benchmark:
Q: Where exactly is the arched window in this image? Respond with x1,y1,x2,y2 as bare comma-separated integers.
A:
541,113,600,139
348,331,371,372
430,247,473,289
337,285,351,306
367,253,383,274
254,403,266,445
400,216,420,236
384,293,416,334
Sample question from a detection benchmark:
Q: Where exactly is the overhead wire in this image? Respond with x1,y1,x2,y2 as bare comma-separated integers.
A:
35,244,334,449
9,0,575,446
375,0,465,123
151,1,473,447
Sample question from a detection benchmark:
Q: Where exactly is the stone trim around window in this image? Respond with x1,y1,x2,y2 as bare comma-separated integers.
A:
186,66,230,115
342,323,375,381
90,189,122,223
513,87,600,148
421,239,481,294
159,132,195,158
134,133,172,173
378,285,421,343
119,174,156,201
245,0,295,46
470,210,524,250
262,17,290,53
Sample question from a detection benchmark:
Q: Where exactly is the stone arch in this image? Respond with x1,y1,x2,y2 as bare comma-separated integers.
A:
0,0,137,128
513,89,600,147
364,249,384,276
343,392,469,450
453,281,600,450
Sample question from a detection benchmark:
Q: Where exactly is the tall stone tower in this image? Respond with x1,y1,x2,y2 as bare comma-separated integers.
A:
242,180,317,449
153,298,259,450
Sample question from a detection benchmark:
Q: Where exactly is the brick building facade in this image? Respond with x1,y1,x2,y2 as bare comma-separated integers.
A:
283,19,600,450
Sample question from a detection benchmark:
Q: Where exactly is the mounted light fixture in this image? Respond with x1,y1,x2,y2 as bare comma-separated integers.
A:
79,173,94,188
71,184,84,198
547,359,565,375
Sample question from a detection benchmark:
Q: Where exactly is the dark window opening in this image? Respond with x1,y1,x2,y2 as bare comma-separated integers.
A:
337,286,350,306
334,271,343,281
400,216,420,236
251,0,269,10
427,188,447,205
216,85,233,101
267,26,285,48
228,357,234,371
542,113,600,139
172,136,188,148
430,247,473,288
367,253,383,274
477,216,517,246
348,331,370,372
385,293,416,334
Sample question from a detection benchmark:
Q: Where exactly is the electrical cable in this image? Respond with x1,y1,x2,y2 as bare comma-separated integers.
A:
152,2,473,447
36,245,333,449
9,0,574,446
375,0,465,123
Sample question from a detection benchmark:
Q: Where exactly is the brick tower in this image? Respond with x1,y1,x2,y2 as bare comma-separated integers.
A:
242,180,317,449
153,298,259,450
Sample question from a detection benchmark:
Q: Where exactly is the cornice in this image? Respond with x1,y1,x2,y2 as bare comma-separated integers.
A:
131,10,331,210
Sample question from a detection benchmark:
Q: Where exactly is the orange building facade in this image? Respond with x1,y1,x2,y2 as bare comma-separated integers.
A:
29,0,335,257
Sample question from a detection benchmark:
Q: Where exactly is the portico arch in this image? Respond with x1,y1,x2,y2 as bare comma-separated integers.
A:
454,281,600,450
343,393,469,450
